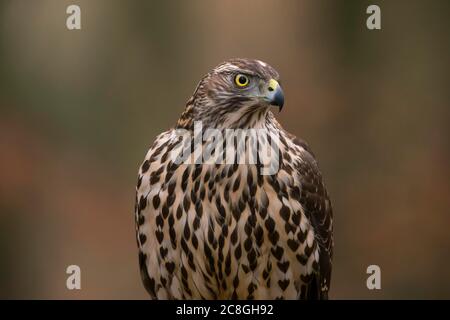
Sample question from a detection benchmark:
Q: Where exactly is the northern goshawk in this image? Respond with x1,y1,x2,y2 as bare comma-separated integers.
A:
134,58,333,299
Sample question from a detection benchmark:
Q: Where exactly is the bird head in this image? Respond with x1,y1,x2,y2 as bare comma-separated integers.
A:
185,58,284,129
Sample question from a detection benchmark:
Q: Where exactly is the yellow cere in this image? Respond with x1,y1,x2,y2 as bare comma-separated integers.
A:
268,79,279,91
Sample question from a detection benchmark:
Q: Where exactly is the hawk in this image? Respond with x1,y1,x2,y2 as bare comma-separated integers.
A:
134,58,333,300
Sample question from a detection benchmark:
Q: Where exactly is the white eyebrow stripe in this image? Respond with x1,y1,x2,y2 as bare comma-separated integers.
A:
214,63,240,73
257,60,267,67
213,64,257,77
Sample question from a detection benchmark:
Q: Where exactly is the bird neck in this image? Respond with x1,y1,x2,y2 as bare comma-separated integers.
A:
176,103,279,132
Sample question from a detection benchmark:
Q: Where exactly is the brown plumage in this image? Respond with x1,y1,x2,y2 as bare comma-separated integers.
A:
134,58,333,299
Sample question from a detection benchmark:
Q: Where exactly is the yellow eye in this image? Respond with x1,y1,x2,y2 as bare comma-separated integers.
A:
235,74,250,87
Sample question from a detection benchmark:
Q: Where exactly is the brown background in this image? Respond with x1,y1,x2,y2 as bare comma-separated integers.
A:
0,0,449,299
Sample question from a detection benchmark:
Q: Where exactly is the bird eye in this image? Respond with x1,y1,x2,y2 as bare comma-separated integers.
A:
234,74,250,87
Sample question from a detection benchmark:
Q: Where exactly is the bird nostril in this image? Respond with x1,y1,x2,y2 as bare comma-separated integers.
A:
268,87,274,92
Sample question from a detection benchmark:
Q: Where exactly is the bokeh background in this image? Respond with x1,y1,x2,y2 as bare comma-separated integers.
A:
0,0,449,299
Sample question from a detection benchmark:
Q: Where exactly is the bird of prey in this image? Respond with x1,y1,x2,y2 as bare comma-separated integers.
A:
134,58,333,300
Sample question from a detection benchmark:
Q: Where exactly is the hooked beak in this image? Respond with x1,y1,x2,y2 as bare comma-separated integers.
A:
265,79,284,112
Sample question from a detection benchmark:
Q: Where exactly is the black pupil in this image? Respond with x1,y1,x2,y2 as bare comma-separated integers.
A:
238,76,247,84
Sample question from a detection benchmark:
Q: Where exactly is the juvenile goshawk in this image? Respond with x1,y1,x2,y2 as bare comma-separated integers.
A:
134,58,333,299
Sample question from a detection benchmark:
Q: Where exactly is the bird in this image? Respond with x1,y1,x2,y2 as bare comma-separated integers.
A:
134,58,333,300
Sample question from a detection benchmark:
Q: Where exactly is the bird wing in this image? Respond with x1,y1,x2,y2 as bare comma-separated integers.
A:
134,130,177,299
290,135,333,299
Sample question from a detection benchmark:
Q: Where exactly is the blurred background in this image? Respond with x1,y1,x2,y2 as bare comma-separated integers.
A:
0,0,449,299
